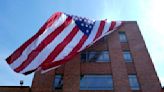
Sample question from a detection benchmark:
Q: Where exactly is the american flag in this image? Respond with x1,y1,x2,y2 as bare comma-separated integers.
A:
6,12,122,75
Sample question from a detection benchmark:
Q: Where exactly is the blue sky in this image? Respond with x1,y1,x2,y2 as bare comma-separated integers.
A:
0,0,164,86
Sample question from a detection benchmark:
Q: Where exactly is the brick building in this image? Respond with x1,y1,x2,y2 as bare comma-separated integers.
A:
31,21,162,92
0,86,30,92
1,21,162,92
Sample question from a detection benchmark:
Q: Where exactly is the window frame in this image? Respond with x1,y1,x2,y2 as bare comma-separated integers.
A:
119,32,128,43
80,75,113,90
81,50,110,62
53,74,63,89
123,50,133,62
128,75,140,90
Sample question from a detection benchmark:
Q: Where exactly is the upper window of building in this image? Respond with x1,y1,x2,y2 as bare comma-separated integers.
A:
80,75,113,90
119,32,128,43
81,51,110,62
53,75,63,89
123,51,133,62
128,75,140,90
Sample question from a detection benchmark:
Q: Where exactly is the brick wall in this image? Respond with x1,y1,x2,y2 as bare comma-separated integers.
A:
0,86,30,92
31,21,162,92
162,87,164,92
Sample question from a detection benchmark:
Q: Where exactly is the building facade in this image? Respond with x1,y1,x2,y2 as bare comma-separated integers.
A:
0,86,30,92
31,21,162,92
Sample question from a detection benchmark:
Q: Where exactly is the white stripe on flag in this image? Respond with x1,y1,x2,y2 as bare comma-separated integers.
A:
41,65,61,74
10,14,67,69
20,20,76,73
91,21,121,45
54,30,84,61
97,21,123,42
102,22,112,35
91,22,113,44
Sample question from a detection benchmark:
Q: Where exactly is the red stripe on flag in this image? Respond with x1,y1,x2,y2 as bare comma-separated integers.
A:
14,17,72,72
41,26,79,66
23,34,88,73
93,21,105,41
6,12,62,64
41,34,88,70
41,21,117,71
108,21,116,31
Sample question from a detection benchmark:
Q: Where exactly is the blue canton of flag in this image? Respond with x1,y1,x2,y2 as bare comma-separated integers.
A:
66,14,95,36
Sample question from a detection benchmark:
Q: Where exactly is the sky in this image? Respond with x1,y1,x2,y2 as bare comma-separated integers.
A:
0,0,164,87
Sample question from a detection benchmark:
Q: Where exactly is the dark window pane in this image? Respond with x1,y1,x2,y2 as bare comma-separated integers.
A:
96,51,110,62
88,52,97,60
54,75,63,89
128,75,140,90
123,51,132,62
81,53,87,61
80,75,113,90
81,51,110,62
119,32,128,43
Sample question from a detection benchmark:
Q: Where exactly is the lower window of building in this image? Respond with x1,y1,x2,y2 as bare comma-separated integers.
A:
53,74,63,89
80,75,113,90
128,75,140,90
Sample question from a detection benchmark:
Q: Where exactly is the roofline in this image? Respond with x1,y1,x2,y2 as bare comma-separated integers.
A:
0,86,30,88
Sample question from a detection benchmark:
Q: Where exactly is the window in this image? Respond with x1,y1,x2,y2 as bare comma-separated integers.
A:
128,75,140,90
81,51,110,62
53,75,63,89
80,75,113,90
119,32,128,43
123,51,133,62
